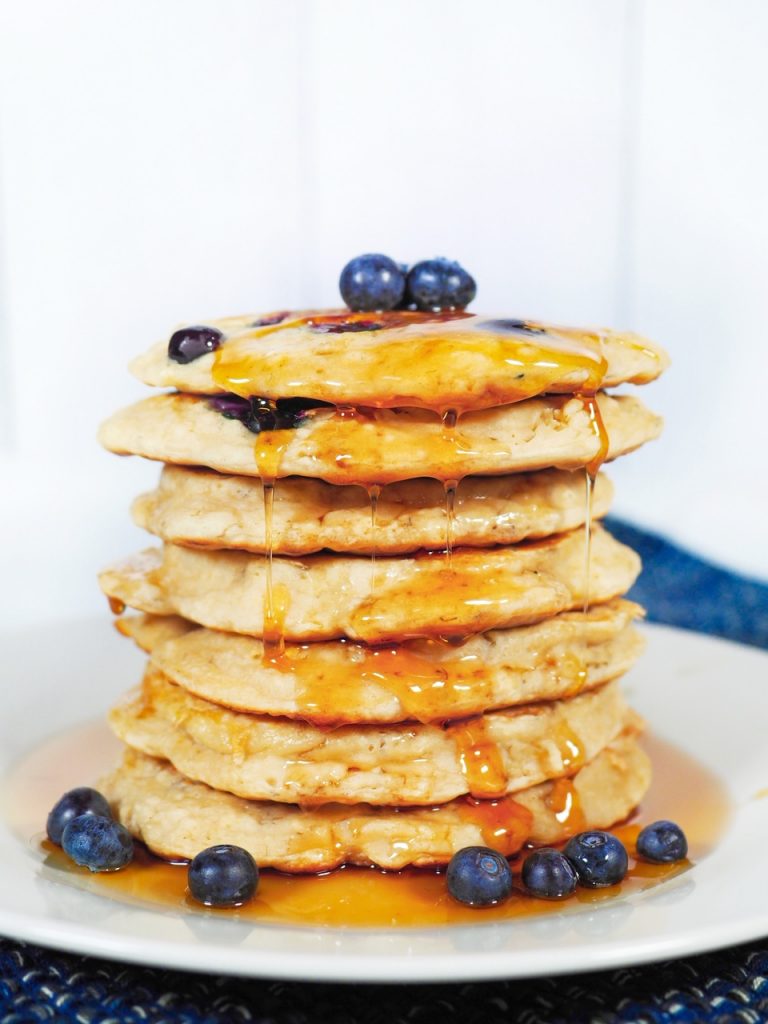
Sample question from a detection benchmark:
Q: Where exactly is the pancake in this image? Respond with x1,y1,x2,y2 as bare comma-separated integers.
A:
98,391,662,486
98,526,641,642
133,465,614,556
129,309,669,411
100,733,651,870
117,599,644,725
109,671,635,805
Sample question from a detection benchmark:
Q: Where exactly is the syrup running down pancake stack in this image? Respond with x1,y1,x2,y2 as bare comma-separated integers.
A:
97,308,669,871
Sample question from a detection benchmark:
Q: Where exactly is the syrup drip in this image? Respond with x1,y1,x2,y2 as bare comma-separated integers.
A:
367,484,381,587
108,596,126,616
547,778,587,835
555,652,589,698
577,393,610,612
254,423,290,662
439,409,460,565
460,795,533,857
552,723,585,772
443,480,458,566
446,717,508,798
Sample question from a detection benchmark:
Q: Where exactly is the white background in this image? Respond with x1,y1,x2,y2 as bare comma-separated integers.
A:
0,0,766,628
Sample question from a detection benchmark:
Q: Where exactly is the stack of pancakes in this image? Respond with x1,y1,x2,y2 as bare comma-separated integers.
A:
97,311,668,871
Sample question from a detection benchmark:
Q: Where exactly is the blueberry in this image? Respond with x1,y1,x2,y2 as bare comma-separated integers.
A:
207,394,252,420
339,254,405,312
446,846,513,907
484,318,546,336
209,394,330,433
168,325,223,364
405,258,476,311
249,311,289,328
521,848,578,900
243,397,329,434
188,845,259,907
636,820,688,863
564,831,628,888
46,787,113,846
276,397,332,417
61,814,134,872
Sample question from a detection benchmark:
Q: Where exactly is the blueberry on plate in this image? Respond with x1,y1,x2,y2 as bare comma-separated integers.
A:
636,820,688,863
188,844,259,907
339,254,405,312
405,258,476,311
61,814,134,872
168,325,223,364
446,846,513,907
563,831,628,888
521,848,578,900
46,786,113,846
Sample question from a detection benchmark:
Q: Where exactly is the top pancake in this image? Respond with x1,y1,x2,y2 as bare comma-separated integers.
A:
129,309,669,412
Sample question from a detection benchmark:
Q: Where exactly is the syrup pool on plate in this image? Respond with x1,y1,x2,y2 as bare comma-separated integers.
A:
3,720,730,928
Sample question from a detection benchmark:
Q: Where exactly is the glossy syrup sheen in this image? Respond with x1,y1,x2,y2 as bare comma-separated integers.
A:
266,640,499,725
4,723,731,928
212,311,610,414
347,546,565,644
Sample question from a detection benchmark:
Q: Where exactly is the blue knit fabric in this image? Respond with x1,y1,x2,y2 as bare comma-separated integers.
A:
2,522,767,1023
605,517,768,648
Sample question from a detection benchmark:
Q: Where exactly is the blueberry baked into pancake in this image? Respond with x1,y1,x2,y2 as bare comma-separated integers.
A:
49,254,687,910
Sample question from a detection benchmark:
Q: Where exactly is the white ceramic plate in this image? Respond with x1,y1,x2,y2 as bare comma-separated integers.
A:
1,618,766,983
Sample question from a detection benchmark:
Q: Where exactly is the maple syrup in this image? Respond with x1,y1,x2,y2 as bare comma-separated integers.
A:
211,311,615,414
366,484,380,587
265,639,496,726
446,716,508,798
3,722,730,928
547,778,587,834
439,409,460,564
348,544,570,644
254,423,291,662
577,392,611,612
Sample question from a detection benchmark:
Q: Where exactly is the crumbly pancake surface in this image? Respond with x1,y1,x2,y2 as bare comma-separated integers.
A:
109,671,634,805
117,599,644,724
133,465,613,556
101,734,650,871
98,391,662,485
130,309,669,411
98,526,641,642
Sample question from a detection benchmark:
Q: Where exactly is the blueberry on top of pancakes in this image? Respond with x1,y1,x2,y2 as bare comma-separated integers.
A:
405,258,476,311
339,253,406,312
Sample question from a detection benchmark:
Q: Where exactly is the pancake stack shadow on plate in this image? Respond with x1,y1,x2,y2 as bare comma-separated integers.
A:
96,309,669,871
